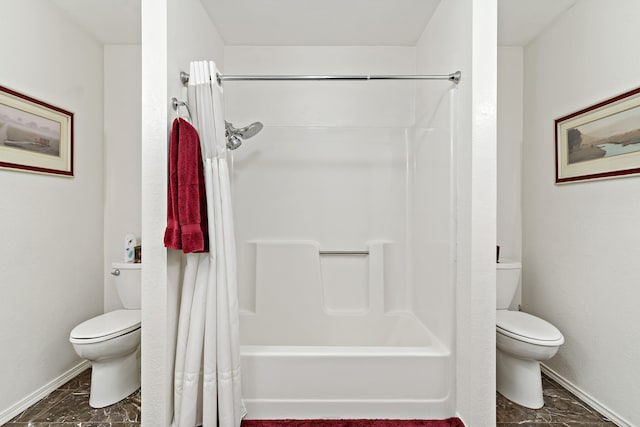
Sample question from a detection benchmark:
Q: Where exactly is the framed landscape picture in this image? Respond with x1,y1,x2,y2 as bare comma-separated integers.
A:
555,87,640,184
0,85,73,176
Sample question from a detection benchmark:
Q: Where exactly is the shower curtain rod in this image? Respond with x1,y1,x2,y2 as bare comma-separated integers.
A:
180,70,461,85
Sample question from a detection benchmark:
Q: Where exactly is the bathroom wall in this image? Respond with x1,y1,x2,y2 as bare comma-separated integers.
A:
497,46,523,309
0,0,104,419
415,0,497,425
104,45,142,312
141,0,224,425
497,47,523,263
522,0,640,425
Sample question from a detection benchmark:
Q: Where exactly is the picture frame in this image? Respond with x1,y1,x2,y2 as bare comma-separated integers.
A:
0,85,73,176
555,87,640,184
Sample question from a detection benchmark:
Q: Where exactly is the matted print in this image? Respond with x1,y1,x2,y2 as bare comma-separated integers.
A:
555,87,640,183
0,85,73,176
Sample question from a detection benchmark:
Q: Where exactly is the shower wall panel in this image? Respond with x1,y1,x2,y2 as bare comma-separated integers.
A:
230,127,409,315
224,46,455,348
223,44,458,419
409,89,455,347
225,46,418,323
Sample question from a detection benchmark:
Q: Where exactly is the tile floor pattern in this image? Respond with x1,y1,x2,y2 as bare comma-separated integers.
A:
496,374,618,426
3,368,140,427
3,370,617,427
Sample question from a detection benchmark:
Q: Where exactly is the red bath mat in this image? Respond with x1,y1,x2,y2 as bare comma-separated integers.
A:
242,419,464,427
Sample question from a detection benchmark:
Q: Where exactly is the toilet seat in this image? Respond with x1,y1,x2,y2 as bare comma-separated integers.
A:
70,309,141,344
496,310,564,346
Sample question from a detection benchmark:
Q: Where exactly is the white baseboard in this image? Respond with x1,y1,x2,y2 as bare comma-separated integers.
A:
541,364,634,427
0,360,90,425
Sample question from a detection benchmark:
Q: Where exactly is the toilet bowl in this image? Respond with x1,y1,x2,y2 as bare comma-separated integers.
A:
496,260,564,409
70,262,141,408
70,309,141,408
496,310,564,408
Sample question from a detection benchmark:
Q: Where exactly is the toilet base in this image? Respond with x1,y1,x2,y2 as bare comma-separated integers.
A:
89,349,140,408
496,349,544,409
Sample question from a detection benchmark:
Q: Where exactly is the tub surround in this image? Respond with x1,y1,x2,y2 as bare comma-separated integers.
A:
237,241,453,418
225,42,459,419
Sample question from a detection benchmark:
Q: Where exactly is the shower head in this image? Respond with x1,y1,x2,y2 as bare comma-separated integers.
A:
226,121,263,139
225,120,263,150
237,122,263,139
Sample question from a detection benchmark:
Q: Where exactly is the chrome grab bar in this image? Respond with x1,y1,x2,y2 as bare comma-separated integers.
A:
319,250,369,255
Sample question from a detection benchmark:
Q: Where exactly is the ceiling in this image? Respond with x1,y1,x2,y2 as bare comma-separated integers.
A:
201,0,440,46
51,0,577,47
497,0,577,46
51,0,141,44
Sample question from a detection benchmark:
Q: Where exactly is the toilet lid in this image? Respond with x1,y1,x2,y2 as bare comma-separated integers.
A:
70,309,141,343
496,311,564,346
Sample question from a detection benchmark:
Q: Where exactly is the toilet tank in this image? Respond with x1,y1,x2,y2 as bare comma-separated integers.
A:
496,259,521,310
112,262,141,309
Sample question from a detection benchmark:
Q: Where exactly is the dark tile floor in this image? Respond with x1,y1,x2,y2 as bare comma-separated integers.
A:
3,370,616,427
2,368,140,427
497,374,618,426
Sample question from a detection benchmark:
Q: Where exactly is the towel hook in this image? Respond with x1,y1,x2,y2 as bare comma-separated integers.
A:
171,97,192,121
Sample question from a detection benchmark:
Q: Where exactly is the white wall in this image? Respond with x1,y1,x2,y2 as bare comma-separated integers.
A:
497,47,523,263
0,0,104,417
141,0,224,424
417,0,497,425
497,46,523,309
523,1,640,425
104,45,142,312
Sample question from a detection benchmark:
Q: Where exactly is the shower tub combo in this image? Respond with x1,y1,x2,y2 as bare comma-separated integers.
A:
238,241,452,419
230,111,457,419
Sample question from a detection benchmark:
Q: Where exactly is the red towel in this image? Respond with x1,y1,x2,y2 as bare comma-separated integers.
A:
164,118,209,253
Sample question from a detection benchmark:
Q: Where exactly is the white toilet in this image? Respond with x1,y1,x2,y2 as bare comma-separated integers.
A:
69,262,141,408
496,260,564,409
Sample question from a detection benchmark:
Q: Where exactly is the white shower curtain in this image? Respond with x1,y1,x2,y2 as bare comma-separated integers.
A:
172,60,246,427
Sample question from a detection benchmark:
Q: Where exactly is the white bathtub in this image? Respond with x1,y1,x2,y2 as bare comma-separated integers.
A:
240,313,453,419
237,241,454,419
